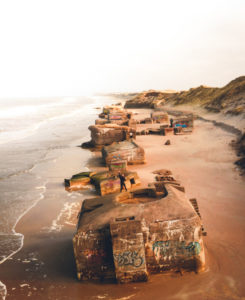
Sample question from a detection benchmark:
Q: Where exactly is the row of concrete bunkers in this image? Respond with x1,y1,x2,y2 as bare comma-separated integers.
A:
65,103,206,283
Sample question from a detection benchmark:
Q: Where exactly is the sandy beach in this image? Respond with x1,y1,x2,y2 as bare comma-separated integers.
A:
0,0,245,298
0,104,245,300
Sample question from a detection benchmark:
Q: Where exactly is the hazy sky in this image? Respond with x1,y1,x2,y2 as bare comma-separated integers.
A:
0,0,244,97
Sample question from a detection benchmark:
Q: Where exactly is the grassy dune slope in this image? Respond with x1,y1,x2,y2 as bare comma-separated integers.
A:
125,76,245,115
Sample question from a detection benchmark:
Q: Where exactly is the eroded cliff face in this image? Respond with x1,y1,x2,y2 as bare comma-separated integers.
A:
124,90,169,109
124,76,245,116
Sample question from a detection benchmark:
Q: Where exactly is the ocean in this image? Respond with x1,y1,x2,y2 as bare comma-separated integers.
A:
0,96,114,299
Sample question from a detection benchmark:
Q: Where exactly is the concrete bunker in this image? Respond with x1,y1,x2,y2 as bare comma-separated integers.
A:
96,105,134,127
107,111,132,124
90,171,140,196
174,115,194,134
108,158,127,173
160,126,175,136
103,105,124,115
65,170,140,195
83,124,136,148
102,140,146,167
151,111,169,124
73,183,205,283
64,171,94,190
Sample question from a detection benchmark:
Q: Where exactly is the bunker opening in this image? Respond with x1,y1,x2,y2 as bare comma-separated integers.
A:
116,188,161,205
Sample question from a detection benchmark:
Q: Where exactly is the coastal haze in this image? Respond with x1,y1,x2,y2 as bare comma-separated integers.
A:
0,0,245,97
0,0,245,300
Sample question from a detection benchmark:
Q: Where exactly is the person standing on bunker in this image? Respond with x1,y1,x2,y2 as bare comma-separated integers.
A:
170,118,174,128
118,172,127,192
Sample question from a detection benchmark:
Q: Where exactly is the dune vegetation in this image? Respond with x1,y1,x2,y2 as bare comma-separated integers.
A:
125,76,245,115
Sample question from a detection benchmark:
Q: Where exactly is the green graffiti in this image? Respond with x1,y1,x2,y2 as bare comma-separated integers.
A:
111,164,125,169
153,241,201,257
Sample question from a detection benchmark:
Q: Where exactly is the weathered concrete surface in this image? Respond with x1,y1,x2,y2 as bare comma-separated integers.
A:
110,220,148,283
73,184,205,283
102,140,145,166
151,111,169,123
108,158,127,173
95,118,109,125
64,171,94,189
143,117,153,124
161,127,174,136
174,115,194,128
73,226,115,281
148,128,161,135
107,111,132,124
96,106,135,128
103,105,124,115
65,170,140,194
90,171,140,196
174,118,194,134
127,118,137,130
88,124,136,146
98,105,131,124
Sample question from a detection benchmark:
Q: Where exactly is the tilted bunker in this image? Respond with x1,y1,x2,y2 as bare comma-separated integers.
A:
151,111,169,123
103,105,124,115
96,105,133,127
64,171,94,189
88,124,136,146
107,111,132,124
90,171,140,196
64,170,140,195
174,115,194,134
102,140,146,167
73,183,205,283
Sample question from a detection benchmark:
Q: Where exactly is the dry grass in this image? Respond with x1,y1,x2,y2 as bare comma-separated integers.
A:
125,76,245,115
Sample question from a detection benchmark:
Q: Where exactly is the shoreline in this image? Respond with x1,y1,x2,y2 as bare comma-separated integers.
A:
0,185,47,265
0,95,113,264
0,99,245,299
0,96,108,300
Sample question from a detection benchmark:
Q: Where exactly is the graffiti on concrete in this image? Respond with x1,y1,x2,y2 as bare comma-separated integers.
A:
111,163,126,169
153,241,201,258
83,249,106,257
82,249,106,264
114,251,144,267
112,154,122,160
103,179,120,188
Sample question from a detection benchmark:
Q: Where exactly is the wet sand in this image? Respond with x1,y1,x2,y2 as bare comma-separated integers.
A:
0,109,245,300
